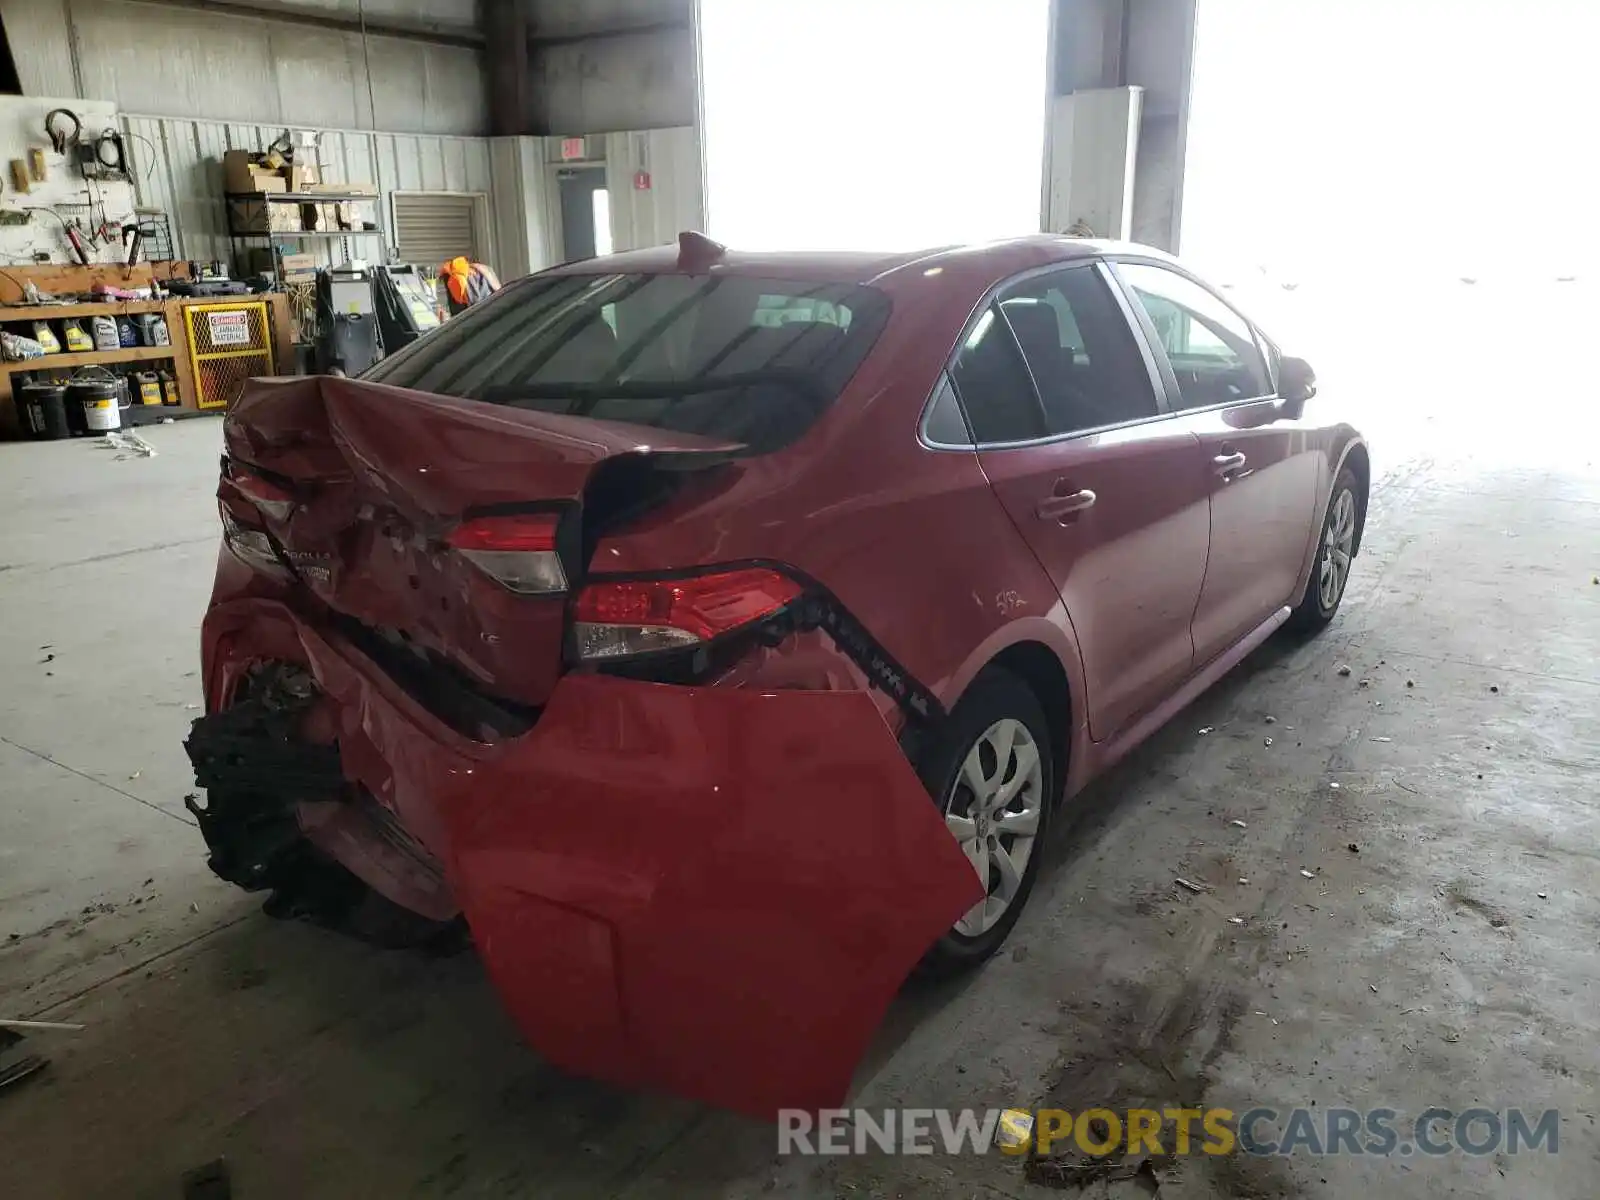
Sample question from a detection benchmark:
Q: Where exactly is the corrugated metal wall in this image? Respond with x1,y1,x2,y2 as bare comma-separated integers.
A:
604,127,704,253
485,128,703,279
0,0,487,136
123,114,495,271
488,136,557,280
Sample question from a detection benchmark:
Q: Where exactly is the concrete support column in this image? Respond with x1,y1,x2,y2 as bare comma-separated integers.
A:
484,0,532,135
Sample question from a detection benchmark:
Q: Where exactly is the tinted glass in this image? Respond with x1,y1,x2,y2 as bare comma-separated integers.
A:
364,274,891,454
999,266,1158,435
923,374,972,445
1118,262,1270,408
948,307,1047,444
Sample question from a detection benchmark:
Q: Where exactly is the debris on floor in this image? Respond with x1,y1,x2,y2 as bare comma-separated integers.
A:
1197,726,1214,736
1490,684,1500,693
1264,715,1277,724
99,429,157,459
1175,877,1209,893
179,1158,232,1200
1229,819,1248,828
1337,664,1352,676
1028,1150,1165,1193
0,1019,86,1032
0,1030,48,1095
1347,843,1360,853
1300,869,1316,879
1264,736,1274,747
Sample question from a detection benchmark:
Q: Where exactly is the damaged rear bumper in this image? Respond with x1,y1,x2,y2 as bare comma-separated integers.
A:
190,599,981,1116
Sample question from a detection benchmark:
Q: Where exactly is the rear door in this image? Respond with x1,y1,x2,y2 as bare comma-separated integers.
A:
953,263,1211,742
1110,261,1321,665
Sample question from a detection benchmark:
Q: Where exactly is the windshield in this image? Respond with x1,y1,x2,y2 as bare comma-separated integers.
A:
364,273,892,454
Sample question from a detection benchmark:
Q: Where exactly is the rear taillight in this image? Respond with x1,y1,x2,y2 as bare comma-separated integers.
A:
572,567,801,660
448,513,568,595
229,468,296,521
220,507,289,577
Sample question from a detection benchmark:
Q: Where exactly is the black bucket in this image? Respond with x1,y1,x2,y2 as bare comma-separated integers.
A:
67,380,121,436
16,381,70,440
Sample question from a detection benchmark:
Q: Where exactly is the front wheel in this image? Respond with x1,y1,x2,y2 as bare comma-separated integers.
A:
918,669,1055,975
1288,467,1360,633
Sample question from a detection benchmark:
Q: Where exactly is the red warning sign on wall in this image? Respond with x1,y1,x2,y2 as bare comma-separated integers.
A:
634,170,652,191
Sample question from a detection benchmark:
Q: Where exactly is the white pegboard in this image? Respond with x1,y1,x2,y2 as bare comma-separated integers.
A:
0,96,139,267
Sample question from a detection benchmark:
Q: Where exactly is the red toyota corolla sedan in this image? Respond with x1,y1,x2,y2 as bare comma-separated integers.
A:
187,233,1366,1117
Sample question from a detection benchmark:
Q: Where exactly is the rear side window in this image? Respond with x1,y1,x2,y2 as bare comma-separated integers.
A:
998,266,1157,435
364,274,891,454
1116,262,1270,408
948,307,1047,444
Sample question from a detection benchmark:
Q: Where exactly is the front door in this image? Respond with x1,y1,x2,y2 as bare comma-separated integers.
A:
1112,261,1321,664
957,264,1211,742
557,166,610,262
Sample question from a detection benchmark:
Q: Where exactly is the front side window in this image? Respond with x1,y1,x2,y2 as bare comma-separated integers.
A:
998,266,1158,435
363,274,890,455
1117,262,1270,409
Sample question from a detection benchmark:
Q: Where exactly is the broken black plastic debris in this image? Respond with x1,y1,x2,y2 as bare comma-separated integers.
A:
180,1158,232,1200
0,1029,48,1094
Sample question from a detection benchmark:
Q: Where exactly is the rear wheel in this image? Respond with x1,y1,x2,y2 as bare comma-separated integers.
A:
918,669,1054,974
1289,467,1359,633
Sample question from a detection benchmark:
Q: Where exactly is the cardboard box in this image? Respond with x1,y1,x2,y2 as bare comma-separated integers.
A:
229,198,301,234
302,200,347,230
306,181,377,197
287,161,320,191
280,252,317,280
223,150,286,195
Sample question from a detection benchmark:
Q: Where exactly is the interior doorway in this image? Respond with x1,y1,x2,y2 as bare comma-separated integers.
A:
557,167,611,262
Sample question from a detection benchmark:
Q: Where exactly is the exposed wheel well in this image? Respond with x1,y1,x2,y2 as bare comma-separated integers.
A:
1343,443,1371,554
987,641,1072,806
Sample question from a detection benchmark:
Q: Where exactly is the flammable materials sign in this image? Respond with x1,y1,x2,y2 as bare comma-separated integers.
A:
207,310,251,347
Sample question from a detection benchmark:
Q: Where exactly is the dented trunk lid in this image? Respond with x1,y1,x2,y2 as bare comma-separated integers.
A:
220,376,742,708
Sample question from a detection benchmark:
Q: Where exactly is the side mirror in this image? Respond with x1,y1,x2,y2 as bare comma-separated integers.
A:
1279,356,1316,417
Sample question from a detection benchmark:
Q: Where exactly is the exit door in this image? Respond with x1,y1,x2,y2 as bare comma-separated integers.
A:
558,167,612,262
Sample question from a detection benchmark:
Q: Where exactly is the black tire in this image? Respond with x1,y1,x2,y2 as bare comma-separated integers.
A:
1288,467,1360,634
917,668,1056,975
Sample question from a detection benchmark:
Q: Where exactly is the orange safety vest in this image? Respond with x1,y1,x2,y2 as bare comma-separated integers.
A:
442,257,500,308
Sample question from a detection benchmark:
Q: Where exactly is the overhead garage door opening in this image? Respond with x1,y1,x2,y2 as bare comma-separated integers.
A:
698,0,1050,251
1182,0,1600,289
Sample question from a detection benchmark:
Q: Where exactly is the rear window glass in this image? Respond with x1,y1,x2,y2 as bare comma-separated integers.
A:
364,274,891,454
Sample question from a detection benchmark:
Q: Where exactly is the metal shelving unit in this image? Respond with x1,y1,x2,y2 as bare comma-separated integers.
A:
224,191,384,282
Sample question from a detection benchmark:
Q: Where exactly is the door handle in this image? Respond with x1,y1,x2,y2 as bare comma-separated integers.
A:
1212,451,1247,478
1036,488,1097,521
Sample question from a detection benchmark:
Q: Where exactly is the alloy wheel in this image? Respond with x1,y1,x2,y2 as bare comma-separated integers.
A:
1318,488,1356,611
942,718,1044,936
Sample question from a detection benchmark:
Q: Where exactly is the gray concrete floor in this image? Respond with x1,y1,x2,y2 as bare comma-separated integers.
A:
1,284,1597,1199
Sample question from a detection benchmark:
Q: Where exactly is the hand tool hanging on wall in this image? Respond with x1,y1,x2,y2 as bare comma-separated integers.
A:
64,219,91,265
44,108,81,154
122,223,143,266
